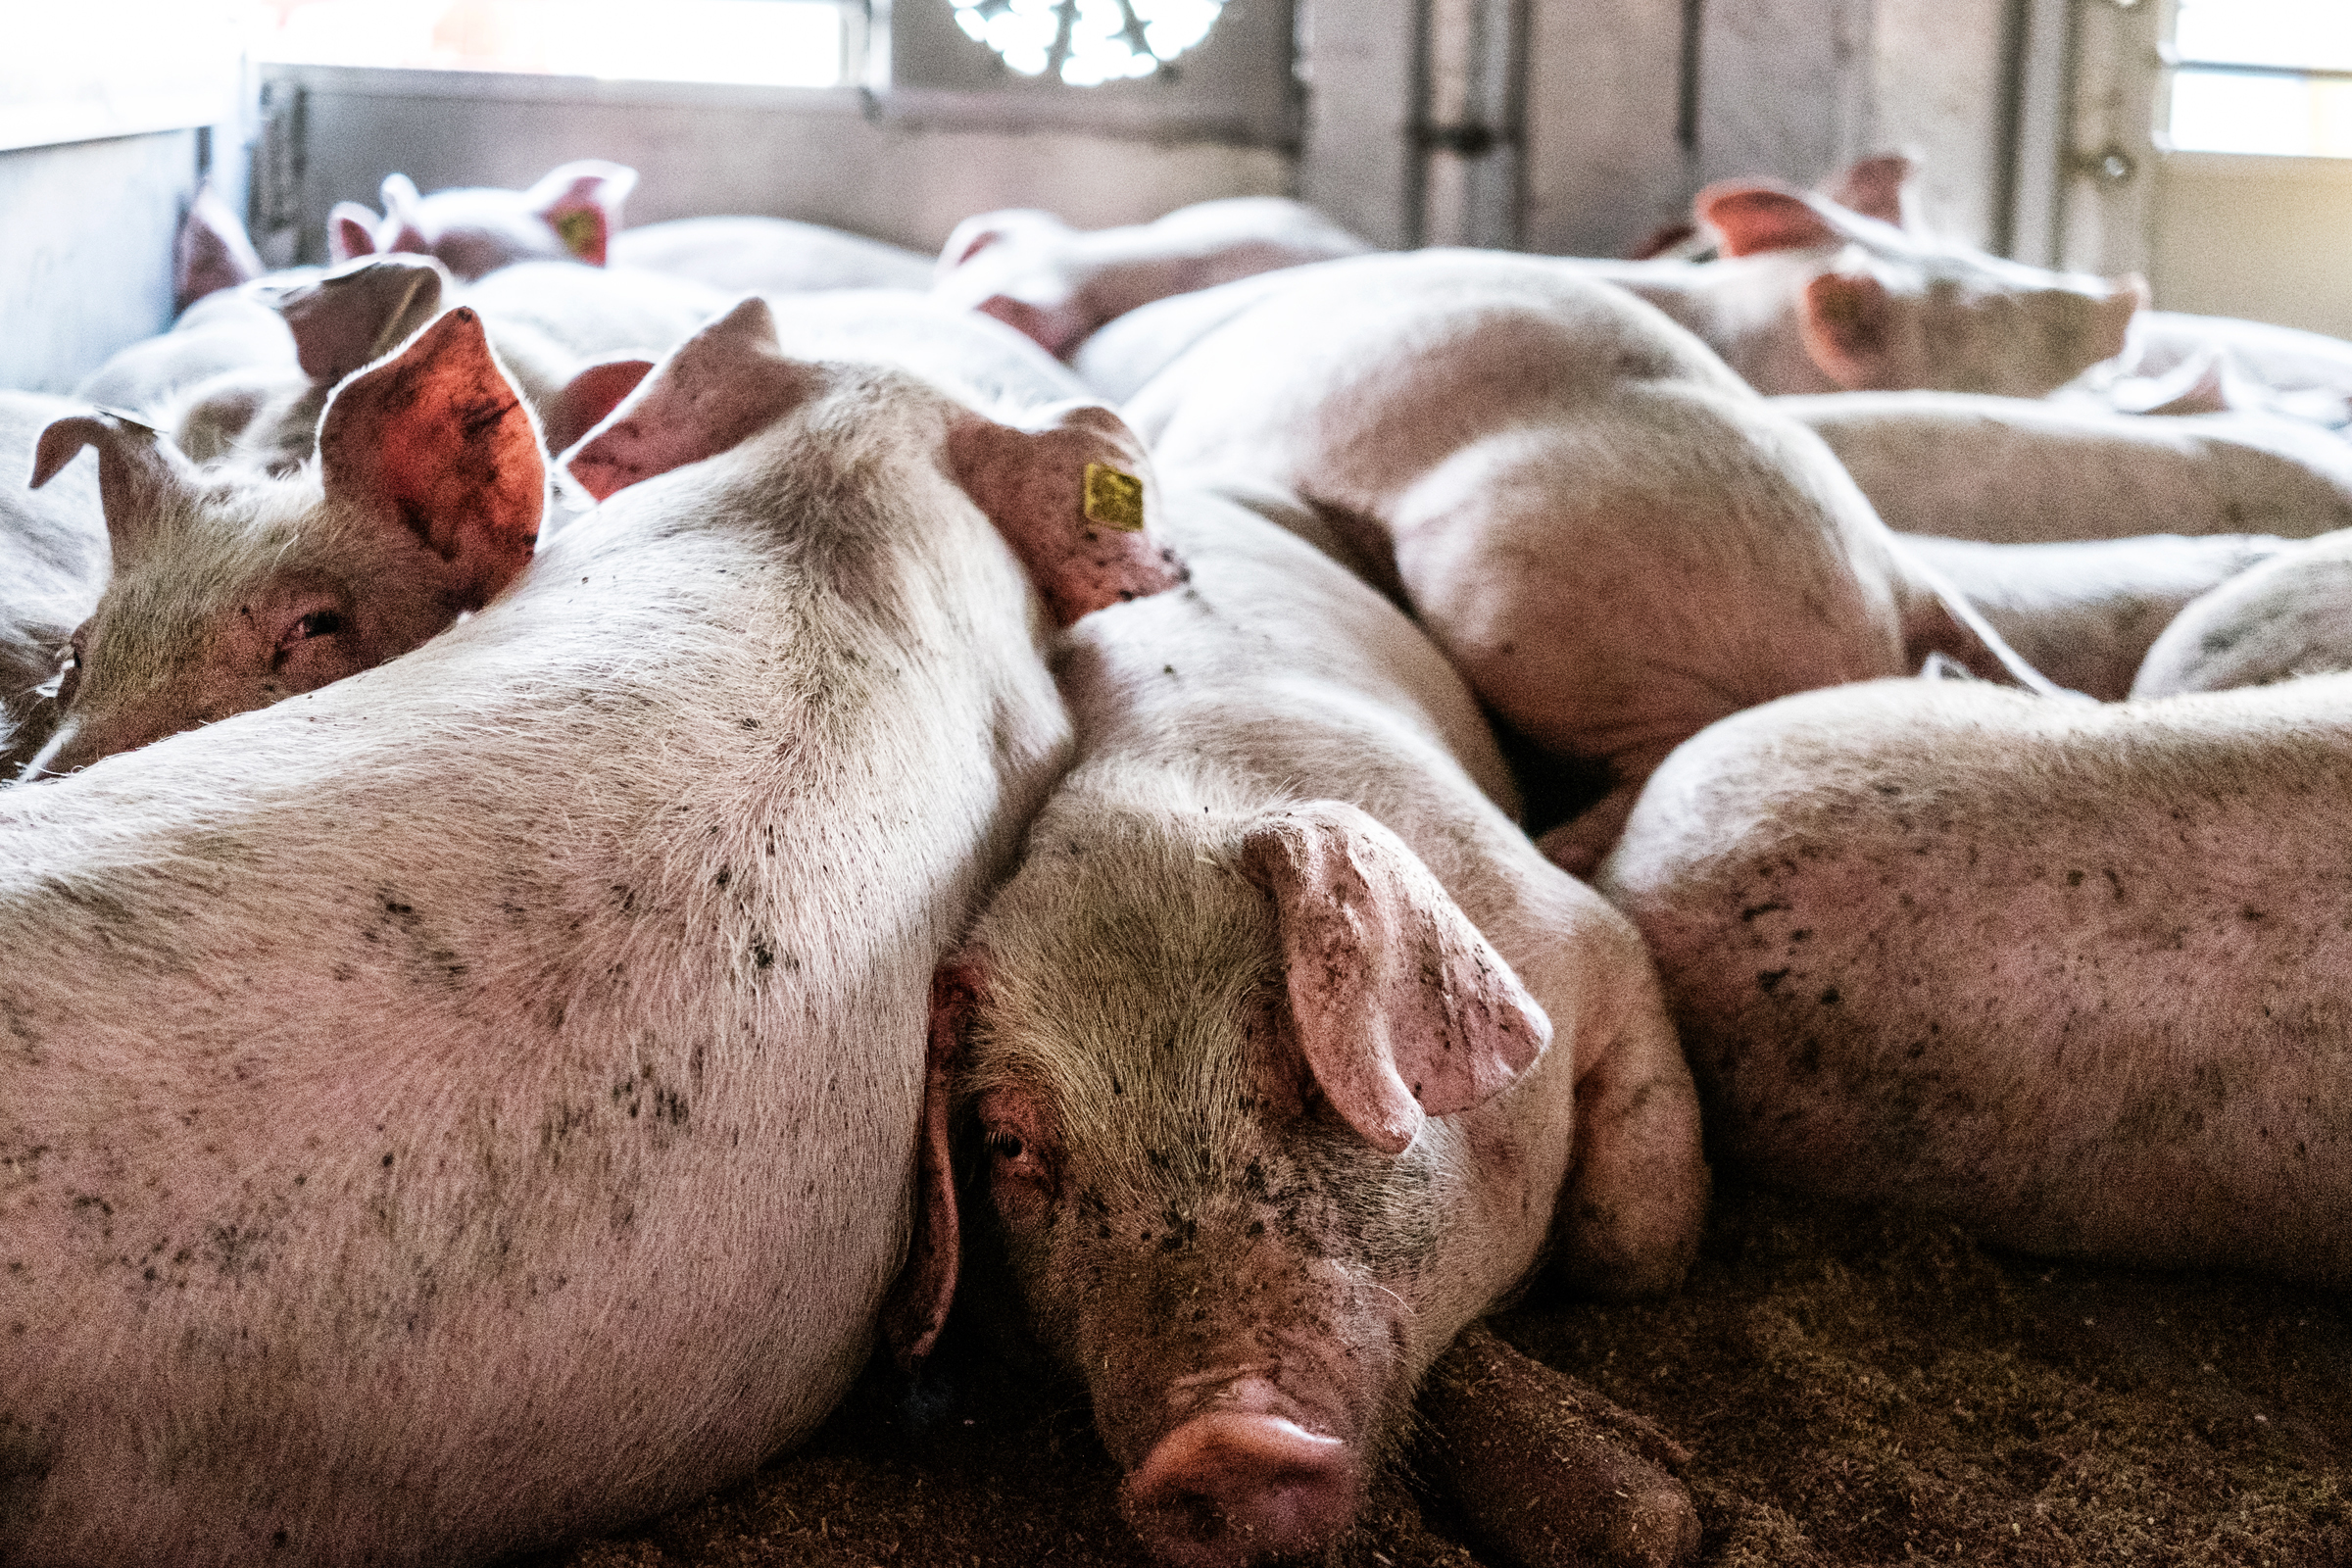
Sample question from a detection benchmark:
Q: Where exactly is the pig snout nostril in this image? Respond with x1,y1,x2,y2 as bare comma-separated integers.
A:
1122,1411,1355,1568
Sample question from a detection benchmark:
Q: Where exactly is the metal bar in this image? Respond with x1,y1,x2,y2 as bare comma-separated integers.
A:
2165,57,2352,84
1674,0,1702,151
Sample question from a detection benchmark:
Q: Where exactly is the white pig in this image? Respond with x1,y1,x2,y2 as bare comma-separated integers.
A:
0,296,1183,1566
1124,249,2052,872
1904,532,2286,701
1562,179,2145,399
2132,528,2352,697
330,159,638,277
612,215,934,293
1597,673,2352,1285
931,198,1374,359
888,475,1707,1568
1775,391,2352,545
25,306,546,776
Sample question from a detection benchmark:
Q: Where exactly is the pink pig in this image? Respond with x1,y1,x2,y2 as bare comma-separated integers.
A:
0,297,1182,1566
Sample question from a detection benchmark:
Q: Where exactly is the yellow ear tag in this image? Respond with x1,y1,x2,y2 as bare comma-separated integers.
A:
1082,463,1147,532
554,209,600,258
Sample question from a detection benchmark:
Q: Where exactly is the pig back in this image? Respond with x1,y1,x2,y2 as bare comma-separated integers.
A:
1600,674,2352,1283
0,390,1073,1565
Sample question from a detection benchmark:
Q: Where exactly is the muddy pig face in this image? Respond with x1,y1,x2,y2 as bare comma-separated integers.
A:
891,798,1550,1568
24,307,542,777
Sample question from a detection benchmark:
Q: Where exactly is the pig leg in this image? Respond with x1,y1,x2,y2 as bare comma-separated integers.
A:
1548,941,1710,1298
1416,1322,1700,1568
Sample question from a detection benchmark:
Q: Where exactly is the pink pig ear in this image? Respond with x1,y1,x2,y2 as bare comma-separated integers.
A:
945,399,1186,627
272,255,448,385
1821,153,1917,229
1799,269,1902,389
173,180,264,315
1240,801,1551,1156
545,356,655,459
327,202,383,264
885,958,986,1372
526,159,637,267
31,410,201,567
318,307,543,611
562,296,821,501
1694,182,1846,257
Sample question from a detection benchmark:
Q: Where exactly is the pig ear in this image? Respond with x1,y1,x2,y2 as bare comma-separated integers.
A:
328,202,382,264
273,256,448,385
1821,153,1916,228
318,307,542,610
173,180,264,315
562,296,820,501
945,400,1186,627
1695,182,1845,257
545,356,656,458
885,959,983,1372
1240,801,1550,1156
526,159,636,267
32,411,200,566
1799,270,1901,389
937,212,1021,273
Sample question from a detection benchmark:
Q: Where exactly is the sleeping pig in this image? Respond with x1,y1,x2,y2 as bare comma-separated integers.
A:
0,296,1181,1566
887,476,1709,1567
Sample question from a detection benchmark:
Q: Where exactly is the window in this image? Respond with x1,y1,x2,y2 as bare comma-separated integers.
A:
2166,0,2352,158
246,0,855,89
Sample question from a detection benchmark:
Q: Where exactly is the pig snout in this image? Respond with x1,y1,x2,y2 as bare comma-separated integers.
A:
1120,1374,1360,1568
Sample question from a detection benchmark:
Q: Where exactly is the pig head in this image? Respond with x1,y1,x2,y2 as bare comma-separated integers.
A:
891,798,1556,1568
1691,171,2144,398
24,305,541,776
330,160,637,279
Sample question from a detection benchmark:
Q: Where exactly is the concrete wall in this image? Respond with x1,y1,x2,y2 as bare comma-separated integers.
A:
0,124,245,393
1525,0,2016,259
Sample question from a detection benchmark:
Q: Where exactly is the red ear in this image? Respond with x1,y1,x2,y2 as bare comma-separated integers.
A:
974,293,1091,358
545,356,655,458
885,960,983,1371
1821,153,1915,227
945,400,1185,626
1695,182,1845,257
562,296,819,502
273,256,448,384
173,181,264,315
318,307,543,610
328,202,382,264
527,159,637,267
32,410,200,565
1240,801,1550,1156
1799,269,1900,389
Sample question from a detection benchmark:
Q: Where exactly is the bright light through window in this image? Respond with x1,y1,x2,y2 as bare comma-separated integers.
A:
246,0,847,88
2169,0,2352,157
949,0,1224,88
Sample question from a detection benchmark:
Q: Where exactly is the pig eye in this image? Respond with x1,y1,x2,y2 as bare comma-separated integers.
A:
987,1129,1027,1162
293,610,345,642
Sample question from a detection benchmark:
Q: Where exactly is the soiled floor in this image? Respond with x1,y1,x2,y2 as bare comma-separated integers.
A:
537,1178,2348,1568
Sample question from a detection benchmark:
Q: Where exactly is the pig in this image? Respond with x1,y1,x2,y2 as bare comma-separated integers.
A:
1122,249,2054,872
74,279,307,432
1903,532,2287,700
886,472,1709,1568
24,305,544,776
0,393,109,774
611,215,934,293
1596,672,2352,1284
931,197,1374,359
0,295,1183,1567
2132,528,2352,697
1558,175,2145,398
1775,390,2352,545
161,255,455,471
2112,311,2352,429
329,159,638,277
